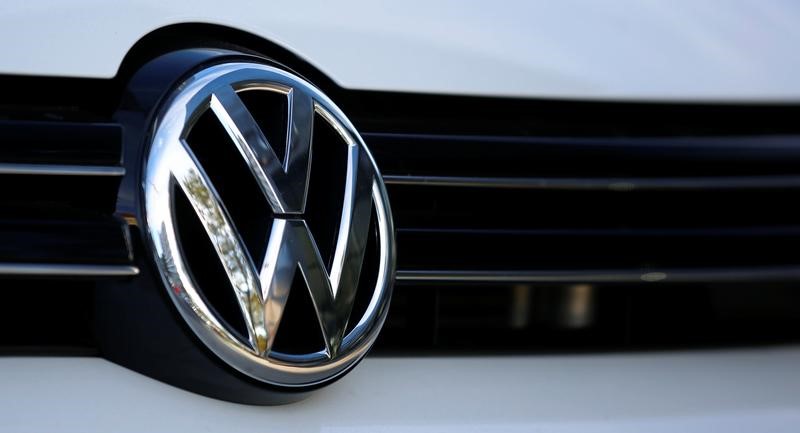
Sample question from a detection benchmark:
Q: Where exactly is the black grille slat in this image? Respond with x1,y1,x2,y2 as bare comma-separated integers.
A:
0,218,132,265
366,133,800,178
397,227,800,272
1,174,123,217
0,120,122,165
385,184,800,230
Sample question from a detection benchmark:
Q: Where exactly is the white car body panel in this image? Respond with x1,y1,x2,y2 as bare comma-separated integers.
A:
1,0,800,101
3,348,800,432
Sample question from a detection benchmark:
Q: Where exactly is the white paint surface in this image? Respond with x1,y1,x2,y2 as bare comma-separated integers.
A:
1,1,800,101
2,347,800,432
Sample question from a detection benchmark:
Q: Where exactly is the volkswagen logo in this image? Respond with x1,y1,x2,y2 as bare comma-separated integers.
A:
143,61,395,387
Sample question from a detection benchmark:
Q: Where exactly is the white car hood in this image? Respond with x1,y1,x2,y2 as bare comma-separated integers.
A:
1,0,799,101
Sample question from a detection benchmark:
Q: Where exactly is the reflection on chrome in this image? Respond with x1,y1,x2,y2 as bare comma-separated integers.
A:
171,142,268,353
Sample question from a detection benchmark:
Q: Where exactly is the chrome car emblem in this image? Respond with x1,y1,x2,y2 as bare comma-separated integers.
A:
143,61,394,387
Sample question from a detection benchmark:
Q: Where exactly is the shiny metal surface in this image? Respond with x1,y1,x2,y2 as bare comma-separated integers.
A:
396,266,800,283
0,263,139,277
209,84,312,215
382,174,800,191
0,163,125,176
144,61,394,387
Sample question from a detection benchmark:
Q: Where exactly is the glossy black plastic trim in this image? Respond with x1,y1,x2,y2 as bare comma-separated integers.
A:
0,120,122,165
0,217,133,264
366,133,800,178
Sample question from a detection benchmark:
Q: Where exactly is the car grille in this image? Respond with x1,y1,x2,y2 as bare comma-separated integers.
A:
373,133,800,277
352,96,800,353
0,118,136,353
2,79,800,355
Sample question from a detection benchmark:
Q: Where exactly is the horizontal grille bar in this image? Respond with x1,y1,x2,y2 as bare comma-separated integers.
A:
0,163,125,176
396,266,800,284
0,263,140,277
383,174,800,191
398,226,800,237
